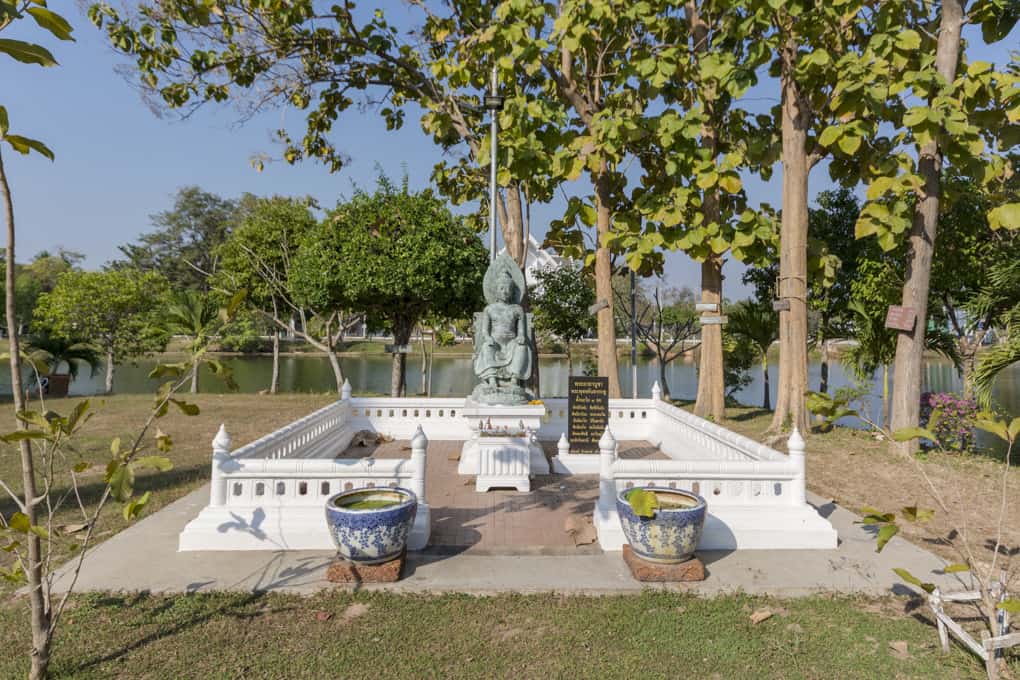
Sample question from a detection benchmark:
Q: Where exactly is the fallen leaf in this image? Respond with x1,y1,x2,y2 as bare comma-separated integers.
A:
59,523,89,535
314,610,333,622
563,516,597,546
341,602,370,625
888,640,910,659
750,609,774,625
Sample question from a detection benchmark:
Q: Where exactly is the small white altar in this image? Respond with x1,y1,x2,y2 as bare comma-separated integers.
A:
475,434,532,492
458,399,549,479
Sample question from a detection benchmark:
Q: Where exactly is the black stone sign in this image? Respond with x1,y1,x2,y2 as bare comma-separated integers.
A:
568,376,609,455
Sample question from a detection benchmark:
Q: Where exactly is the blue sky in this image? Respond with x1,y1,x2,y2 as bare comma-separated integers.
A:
3,7,1016,300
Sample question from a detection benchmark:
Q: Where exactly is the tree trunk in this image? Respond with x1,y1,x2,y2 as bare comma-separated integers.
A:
688,3,725,422
819,335,830,394
762,355,771,410
659,356,670,401
104,349,115,395
270,299,280,394
419,329,428,396
770,40,811,434
390,322,413,397
326,350,345,394
566,342,572,379
2,147,51,680
594,164,621,398
694,256,725,420
882,364,891,430
960,340,978,400
889,0,965,452
190,356,199,394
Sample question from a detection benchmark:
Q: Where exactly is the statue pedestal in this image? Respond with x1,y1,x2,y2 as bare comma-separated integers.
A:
475,435,531,492
459,400,549,477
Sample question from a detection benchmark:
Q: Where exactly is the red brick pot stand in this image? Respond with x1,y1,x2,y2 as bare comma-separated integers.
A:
326,550,406,584
622,545,706,582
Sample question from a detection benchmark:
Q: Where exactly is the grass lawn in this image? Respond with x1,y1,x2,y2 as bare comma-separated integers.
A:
2,393,1017,677
0,393,335,588
0,590,998,679
719,405,1020,571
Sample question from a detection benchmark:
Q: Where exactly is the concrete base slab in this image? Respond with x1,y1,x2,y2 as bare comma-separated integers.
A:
49,485,966,598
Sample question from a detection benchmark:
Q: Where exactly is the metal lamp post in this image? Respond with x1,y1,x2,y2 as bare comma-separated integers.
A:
483,66,505,261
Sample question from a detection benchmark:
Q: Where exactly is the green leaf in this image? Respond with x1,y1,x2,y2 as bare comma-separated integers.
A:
149,363,186,379
1008,417,1020,442
975,418,1009,441
818,126,842,148
876,523,899,552
997,599,1020,615
105,460,134,502
900,506,934,523
7,512,30,533
133,455,173,472
72,461,91,473
0,105,7,136
16,410,55,430
1,430,47,443
988,203,1020,231
122,491,151,521
627,488,659,518
718,175,742,193
3,134,54,160
0,38,58,66
893,568,936,593
26,7,75,41
110,437,121,456
169,399,200,416
891,427,937,443
943,563,970,573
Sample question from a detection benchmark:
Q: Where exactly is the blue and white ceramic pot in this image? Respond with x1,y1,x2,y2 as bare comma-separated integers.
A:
616,487,707,564
324,487,417,564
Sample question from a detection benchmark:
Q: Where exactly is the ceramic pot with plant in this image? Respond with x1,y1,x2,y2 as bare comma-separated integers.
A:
616,486,707,563
324,487,417,564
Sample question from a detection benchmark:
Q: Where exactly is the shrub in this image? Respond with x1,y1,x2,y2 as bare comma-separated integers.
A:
919,392,978,451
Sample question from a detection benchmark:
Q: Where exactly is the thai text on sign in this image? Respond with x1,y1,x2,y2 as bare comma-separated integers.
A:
568,376,609,455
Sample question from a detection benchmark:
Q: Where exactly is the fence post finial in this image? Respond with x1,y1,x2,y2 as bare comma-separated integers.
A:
651,381,662,401
213,424,232,455
341,378,352,401
210,425,231,507
557,432,570,457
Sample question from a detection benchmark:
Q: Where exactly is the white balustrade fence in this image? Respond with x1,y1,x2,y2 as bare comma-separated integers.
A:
179,398,430,550
180,379,835,553
594,425,837,551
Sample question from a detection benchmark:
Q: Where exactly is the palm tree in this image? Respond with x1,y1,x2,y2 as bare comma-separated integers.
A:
727,301,779,410
844,300,960,428
24,333,100,397
971,260,1020,408
162,290,220,393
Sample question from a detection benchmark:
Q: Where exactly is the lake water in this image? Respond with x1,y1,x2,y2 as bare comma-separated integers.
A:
13,351,1018,419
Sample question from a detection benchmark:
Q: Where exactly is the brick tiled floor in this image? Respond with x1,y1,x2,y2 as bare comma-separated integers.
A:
339,438,664,555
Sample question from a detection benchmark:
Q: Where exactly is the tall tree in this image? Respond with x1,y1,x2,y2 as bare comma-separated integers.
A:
291,178,486,397
214,196,357,393
116,186,237,291
824,1,1018,449
34,270,168,393
614,282,700,400
160,290,221,393
627,1,775,421
727,300,779,410
1,2,73,677
531,263,595,377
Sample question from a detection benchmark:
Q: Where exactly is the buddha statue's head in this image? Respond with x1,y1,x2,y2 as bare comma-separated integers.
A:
494,269,515,303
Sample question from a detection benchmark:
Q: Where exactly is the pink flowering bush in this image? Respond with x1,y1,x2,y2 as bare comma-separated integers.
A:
919,392,978,452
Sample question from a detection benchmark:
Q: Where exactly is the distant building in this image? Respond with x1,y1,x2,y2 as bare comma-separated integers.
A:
497,234,566,289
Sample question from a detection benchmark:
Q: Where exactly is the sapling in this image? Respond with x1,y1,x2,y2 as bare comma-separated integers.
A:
808,391,1019,676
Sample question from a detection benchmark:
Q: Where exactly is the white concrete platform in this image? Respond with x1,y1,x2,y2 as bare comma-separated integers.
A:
50,484,963,598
